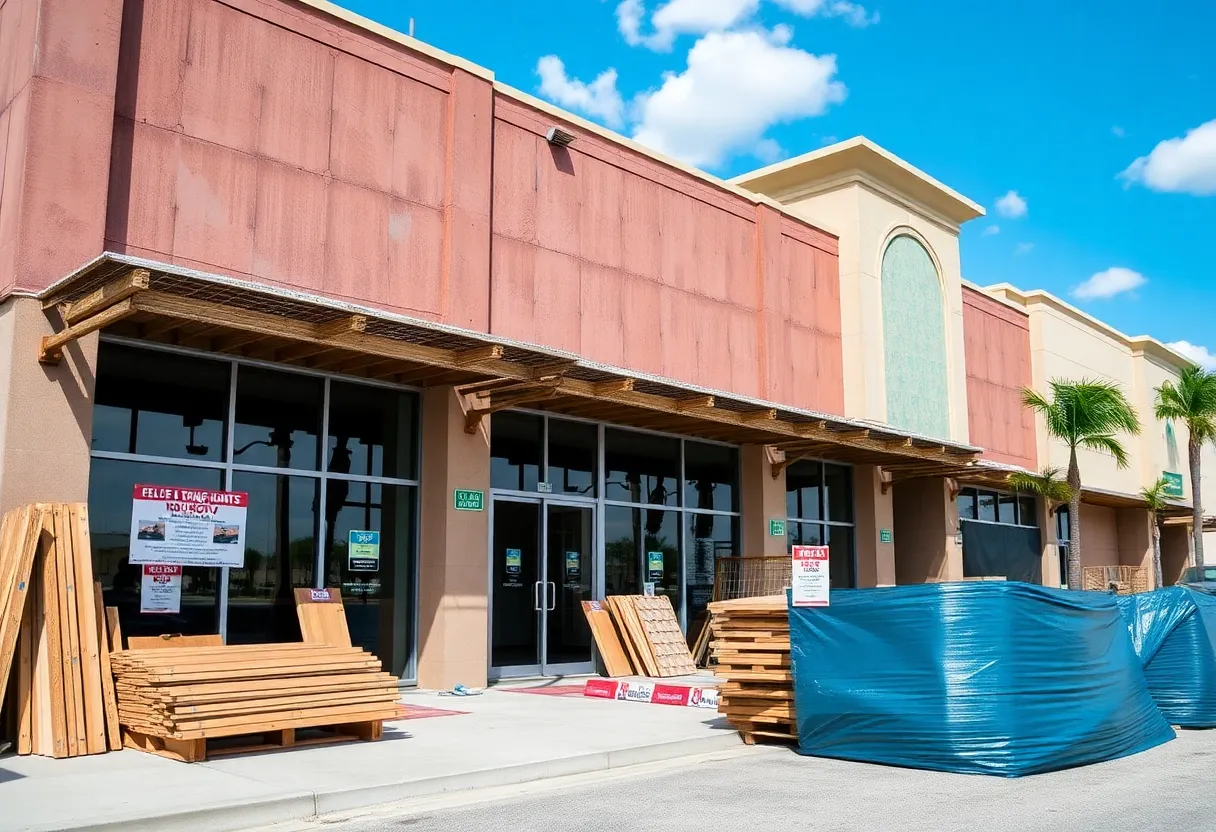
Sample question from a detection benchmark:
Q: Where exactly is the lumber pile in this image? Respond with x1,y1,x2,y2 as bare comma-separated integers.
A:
582,595,698,678
708,595,795,744
3,503,122,758
110,643,405,762
294,587,353,647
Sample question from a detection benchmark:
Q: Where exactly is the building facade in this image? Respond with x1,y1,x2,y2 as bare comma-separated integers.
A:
0,0,1209,688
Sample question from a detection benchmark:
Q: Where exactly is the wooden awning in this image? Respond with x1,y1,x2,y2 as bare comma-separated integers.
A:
1082,486,1192,519
39,254,992,477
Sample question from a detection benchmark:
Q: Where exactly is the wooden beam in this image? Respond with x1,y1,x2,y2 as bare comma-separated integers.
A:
531,360,578,381
276,342,340,363
214,329,272,353
314,315,367,339
593,378,635,395
39,299,137,364
454,345,503,366
464,385,559,434
884,437,913,449
54,269,150,323
740,408,778,423
675,395,715,412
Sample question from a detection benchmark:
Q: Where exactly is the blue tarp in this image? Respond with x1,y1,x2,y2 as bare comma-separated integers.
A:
789,582,1175,777
1116,586,1216,728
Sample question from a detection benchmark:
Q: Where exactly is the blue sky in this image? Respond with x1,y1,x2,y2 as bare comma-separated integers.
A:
339,0,1216,367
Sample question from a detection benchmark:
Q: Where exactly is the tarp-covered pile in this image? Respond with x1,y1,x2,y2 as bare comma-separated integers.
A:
1116,586,1216,728
789,582,1174,776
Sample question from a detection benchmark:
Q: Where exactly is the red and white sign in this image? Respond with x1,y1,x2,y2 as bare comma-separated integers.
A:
583,679,719,709
140,564,182,614
791,544,830,607
129,485,248,568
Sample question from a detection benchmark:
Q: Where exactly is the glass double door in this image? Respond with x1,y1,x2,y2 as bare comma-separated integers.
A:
491,498,595,677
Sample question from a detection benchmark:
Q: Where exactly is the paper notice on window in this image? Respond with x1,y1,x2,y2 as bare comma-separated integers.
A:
129,485,248,568
140,564,183,614
791,545,830,607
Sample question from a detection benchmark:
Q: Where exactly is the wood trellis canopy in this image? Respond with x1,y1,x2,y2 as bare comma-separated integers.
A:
38,254,989,476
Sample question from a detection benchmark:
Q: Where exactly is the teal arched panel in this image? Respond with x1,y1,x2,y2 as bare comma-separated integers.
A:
881,235,950,437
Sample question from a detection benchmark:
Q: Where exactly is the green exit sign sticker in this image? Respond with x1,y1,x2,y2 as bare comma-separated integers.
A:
769,519,786,537
454,489,485,511
880,528,893,544
1162,472,1184,499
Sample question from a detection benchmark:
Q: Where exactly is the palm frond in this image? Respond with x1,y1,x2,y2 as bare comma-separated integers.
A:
1022,378,1141,450
1141,475,1173,512
1007,466,1074,504
1079,433,1131,468
1156,366,1216,444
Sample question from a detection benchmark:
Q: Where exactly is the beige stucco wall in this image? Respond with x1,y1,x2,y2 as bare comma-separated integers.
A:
1079,504,1119,569
779,182,970,443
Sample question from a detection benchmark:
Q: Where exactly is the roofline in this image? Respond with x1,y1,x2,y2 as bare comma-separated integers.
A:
981,283,1195,369
295,0,837,243
729,136,986,221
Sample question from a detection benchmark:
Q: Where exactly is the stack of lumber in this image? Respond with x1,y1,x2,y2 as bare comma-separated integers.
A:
707,595,795,744
109,643,405,762
582,595,698,678
2,503,122,758
690,555,792,666
294,587,353,647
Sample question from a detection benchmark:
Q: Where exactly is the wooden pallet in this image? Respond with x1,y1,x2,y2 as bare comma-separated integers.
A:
122,719,385,763
603,595,698,678
708,595,794,745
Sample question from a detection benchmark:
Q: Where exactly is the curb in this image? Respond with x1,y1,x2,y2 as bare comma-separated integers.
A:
48,732,742,832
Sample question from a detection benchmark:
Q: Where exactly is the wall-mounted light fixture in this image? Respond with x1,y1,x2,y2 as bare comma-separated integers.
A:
545,126,576,147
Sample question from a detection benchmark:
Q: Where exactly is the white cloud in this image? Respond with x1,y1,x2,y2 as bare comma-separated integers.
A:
982,225,1000,236
1014,242,1034,255
631,27,846,167
754,138,785,162
995,190,1028,219
1169,341,1216,371
1111,125,1125,138
771,0,879,26
617,0,646,45
1120,118,1216,196
536,56,626,128
1072,267,1146,301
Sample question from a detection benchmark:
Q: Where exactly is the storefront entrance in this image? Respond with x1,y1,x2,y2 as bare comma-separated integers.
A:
490,497,595,678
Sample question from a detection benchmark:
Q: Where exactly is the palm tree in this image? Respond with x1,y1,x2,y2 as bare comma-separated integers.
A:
1141,476,1172,590
1008,466,1075,509
1022,379,1141,589
1154,366,1216,570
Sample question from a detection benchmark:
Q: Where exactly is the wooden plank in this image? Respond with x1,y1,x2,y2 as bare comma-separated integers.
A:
105,606,124,652
581,600,633,677
57,269,150,324
69,504,107,754
16,586,34,755
293,587,352,648
605,597,646,675
127,634,224,651
0,506,42,706
49,506,82,756
94,582,122,752
616,598,659,677
39,298,137,364
630,595,697,677
37,509,68,758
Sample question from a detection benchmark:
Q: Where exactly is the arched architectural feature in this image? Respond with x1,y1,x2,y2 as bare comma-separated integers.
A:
880,234,950,437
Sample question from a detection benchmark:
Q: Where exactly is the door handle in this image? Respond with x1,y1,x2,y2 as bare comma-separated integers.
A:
546,581,556,611
533,581,543,612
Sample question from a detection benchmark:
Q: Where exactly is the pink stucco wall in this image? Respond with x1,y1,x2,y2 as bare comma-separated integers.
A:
4,0,845,414
963,286,1036,469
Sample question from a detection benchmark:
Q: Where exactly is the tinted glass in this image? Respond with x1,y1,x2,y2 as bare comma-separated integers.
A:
92,343,229,461
604,429,679,506
604,505,681,617
233,367,323,471
322,481,415,675
1057,507,1071,541
1018,495,1037,527
997,494,1017,525
684,442,739,512
786,461,822,521
327,382,418,480
977,491,997,522
827,524,855,589
684,513,739,643
226,472,320,644
824,464,853,523
547,418,597,497
490,412,542,492
957,489,977,520
787,521,824,547
89,458,223,639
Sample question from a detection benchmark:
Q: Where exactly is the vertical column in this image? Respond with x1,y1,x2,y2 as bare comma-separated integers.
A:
0,297,99,513
892,478,960,583
416,386,491,689
740,445,788,557
1117,507,1154,587
853,465,895,586
1038,499,1061,588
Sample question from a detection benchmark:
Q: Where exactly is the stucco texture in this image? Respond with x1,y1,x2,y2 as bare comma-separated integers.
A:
962,286,1036,469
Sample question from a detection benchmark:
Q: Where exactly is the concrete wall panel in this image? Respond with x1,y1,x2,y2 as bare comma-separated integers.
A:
962,286,1036,469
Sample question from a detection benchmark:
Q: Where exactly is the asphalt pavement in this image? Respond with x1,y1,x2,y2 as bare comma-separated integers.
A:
254,729,1216,832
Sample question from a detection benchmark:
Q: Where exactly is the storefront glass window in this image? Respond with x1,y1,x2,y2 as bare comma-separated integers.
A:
824,464,853,523
957,488,978,520
787,461,855,588
977,491,998,522
91,343,229,462
684,442,739,512
786,462,823,521
604,504,681,611
605,429,679,506
683,513,738,642
233,366,323,471
547,418,597,497
490,411,542,492
327,381,417,480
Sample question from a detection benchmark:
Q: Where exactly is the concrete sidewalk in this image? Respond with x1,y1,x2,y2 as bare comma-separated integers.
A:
0,682,739,832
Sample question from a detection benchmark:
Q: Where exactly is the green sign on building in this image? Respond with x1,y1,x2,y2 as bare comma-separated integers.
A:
769,519,786,537
880,528,893,544
1162,472,1184,499
453,489,485,511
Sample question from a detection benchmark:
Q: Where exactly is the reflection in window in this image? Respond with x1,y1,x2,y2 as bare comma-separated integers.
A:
1018,496,1037,527
327,382,417,480
786,461,823,521
788,522,823,548
227,472,319,644
977,491,997,522
684,513,738,643
89,458,222,639
604,505,681,615
233,367,323,471
957,488,977,521
998,494,1017,525
684,442,738,512
605,429,679,506
827,525,855,589
92,343,229,461
490,412,542,492
824,464,853,523
547,418,597,497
